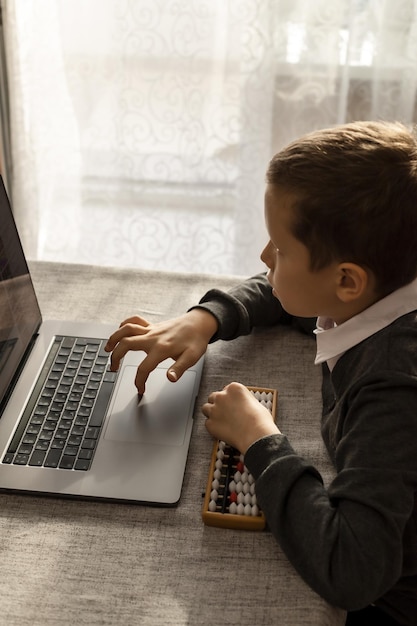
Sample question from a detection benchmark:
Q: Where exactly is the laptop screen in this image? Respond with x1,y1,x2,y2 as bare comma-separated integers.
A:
0,177,42,411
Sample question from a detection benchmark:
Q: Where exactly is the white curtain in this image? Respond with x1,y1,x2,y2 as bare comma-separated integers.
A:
2,0,417,275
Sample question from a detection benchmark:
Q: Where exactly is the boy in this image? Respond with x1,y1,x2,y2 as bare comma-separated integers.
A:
105,121,417,626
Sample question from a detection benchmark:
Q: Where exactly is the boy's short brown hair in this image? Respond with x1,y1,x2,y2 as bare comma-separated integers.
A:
267,121,417,296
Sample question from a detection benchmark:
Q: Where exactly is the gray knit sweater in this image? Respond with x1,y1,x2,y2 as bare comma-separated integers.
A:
196,273,417,626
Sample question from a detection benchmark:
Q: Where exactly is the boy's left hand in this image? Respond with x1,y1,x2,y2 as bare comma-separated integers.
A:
202,382,280,455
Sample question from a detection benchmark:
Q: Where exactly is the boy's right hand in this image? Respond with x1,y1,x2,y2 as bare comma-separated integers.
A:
104,308,218,395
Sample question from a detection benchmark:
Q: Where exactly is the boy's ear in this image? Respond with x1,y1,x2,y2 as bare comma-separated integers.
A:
336,262,369,302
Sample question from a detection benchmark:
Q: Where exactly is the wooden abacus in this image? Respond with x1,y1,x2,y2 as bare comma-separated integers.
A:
202,386,278,530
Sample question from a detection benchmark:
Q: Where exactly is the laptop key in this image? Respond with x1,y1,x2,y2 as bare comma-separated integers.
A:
63,446,78,457
35,441,50,451
22,434,37,445
44,449,62,468
51,439,65,449
85,427,99,439
18,444,34,455
81,439,95,450
59,455,75,470
89,380,115,427
14,453,30,465
74,458,91,471
29,450,47,466
61,336,75,349
78,449,93,460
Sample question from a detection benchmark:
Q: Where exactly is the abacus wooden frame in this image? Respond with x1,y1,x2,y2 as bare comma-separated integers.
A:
202,386,278,531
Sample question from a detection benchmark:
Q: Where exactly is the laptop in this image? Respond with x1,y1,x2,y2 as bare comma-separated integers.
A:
0,177,204,505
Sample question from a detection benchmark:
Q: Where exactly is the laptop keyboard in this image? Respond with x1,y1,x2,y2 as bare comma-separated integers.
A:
2,336,118,471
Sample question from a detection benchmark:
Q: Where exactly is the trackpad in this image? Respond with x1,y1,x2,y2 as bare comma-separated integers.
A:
104,366,196,446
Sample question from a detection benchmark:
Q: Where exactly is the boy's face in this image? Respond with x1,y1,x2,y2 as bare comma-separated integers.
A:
261,184,340,319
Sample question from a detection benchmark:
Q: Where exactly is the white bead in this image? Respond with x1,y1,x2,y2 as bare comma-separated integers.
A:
215,459,223,470
244,493,252,505
229,502,237,514
228,480,236,493
237,492,244,504
244,504,252,516
208,500,217,512
210,489,218,501
237,503,245,515
211,478,220,490
216,449,224,460
242,482,250,495
251,504,259,516
234,471,242,482
235,481,243,493
213,469,222,480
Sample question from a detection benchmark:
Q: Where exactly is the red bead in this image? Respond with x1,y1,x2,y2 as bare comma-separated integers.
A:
229,491,238,503
236,461,244,473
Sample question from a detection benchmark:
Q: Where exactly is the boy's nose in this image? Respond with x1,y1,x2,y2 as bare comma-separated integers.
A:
260,241,273,267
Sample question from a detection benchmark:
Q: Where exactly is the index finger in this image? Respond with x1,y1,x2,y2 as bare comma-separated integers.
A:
105,321,148,355
134,346,204,394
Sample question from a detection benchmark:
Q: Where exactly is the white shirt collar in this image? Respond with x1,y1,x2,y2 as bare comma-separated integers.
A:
314,277,417,370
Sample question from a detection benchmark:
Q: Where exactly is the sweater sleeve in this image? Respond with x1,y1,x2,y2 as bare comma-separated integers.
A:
244,370,417,619
190,272,316,341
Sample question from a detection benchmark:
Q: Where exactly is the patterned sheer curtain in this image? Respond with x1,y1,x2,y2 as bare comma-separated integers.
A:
2,0,417,275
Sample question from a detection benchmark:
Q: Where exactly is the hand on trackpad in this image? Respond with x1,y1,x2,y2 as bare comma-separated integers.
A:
104,366,196,446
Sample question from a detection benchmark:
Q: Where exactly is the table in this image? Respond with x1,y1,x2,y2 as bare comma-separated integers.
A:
0,261,346,625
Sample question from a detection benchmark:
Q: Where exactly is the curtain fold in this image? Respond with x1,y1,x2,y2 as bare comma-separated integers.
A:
2,0,417,275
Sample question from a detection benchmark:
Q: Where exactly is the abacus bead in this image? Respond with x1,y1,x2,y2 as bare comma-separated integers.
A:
211,478,220,490
244,493,252,505
219,441,226,450
216,448,225,460
215,459,223,470
237,503,245,515
250,483,256,495
230,491,237,503
251,504,259,516
237,492,244,504
236,461,245,473
241,471,248,483
210,489,218,501
248,474,255,484
242,482,250,495
228,480,237,493
244,504,252,516
235,481,243,493
208,500,217,512
229,502,237,514
213,468,222,480
234,471,242,483
251,494,257,506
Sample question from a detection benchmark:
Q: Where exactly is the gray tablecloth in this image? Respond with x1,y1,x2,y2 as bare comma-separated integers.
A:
0,261,346,626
